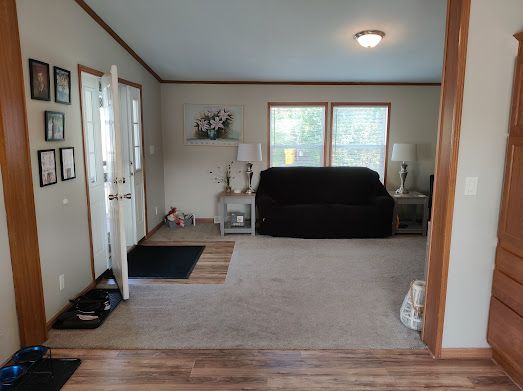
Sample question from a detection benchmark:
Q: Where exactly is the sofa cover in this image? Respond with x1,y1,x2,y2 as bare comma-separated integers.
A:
255,167,394,238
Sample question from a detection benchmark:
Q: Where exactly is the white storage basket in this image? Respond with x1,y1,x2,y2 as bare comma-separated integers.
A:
400,280,426,331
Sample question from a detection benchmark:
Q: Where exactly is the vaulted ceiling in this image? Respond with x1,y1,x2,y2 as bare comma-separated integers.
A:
83,0,447,82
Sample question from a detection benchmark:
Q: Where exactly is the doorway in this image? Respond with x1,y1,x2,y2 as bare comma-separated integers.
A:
80,69,147,281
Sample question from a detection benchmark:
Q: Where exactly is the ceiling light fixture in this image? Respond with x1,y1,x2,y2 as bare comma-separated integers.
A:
354,30,385,48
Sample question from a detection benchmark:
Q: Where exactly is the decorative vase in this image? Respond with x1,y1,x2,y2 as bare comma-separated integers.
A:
208,129,217,140
225,185,232,193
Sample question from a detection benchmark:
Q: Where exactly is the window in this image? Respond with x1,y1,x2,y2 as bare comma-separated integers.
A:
84,89,97,183
330,104,389,182
131,98,142,171
269,103,327,167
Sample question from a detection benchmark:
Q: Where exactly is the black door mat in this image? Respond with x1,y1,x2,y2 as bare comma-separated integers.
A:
52,289,122,330
7,358,81,391
127,245,205,279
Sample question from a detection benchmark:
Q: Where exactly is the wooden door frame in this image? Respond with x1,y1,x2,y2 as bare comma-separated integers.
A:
0,0,47,345
422,0,471,358
78,64,149,280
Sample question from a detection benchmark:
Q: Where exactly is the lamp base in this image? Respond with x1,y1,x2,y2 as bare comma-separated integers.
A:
244,162,255,194
395,162,409,194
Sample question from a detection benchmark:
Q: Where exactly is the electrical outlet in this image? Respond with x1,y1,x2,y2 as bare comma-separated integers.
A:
59,274,65,291
214,216,221,224
464,176,478,196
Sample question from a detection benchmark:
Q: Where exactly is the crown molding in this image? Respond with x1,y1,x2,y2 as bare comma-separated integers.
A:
161,80,441,86
74,0,162,82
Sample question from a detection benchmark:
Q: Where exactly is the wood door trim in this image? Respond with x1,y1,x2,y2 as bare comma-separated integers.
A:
329,102,391,186
267,102,329,167
74,0,162,82
0,0,47,345
422,0,471,358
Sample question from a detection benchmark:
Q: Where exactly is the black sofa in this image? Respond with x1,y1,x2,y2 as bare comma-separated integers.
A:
256,167,394,238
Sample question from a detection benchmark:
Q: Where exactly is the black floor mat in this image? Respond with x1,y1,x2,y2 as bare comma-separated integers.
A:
11,358,81,391
127,245,205,279
52,289,122,330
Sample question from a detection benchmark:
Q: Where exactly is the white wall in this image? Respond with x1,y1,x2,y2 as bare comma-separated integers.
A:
162,84,440,217
16,0,165,320
442,0,523,348
0,169,20,362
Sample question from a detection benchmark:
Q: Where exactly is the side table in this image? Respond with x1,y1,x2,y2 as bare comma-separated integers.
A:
389,191,429,236
219,191,256,236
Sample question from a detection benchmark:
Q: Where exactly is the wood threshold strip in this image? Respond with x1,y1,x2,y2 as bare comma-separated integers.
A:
74,0,162,82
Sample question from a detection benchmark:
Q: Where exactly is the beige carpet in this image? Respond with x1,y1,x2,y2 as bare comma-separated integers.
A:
46,226,427,349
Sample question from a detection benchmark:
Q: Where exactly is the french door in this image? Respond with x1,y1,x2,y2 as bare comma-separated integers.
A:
101,65,129,300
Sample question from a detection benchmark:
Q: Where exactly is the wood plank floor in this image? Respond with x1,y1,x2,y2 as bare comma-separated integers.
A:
104,241,235,286
54,349,519,390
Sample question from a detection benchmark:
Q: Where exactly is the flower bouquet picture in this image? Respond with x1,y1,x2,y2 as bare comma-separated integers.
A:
184,104,243,146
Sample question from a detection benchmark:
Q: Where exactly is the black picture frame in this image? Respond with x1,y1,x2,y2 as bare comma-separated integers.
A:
59,147,76,181
29,59,50,101
44,111,65,141
54,66,71,104
37,149,57,187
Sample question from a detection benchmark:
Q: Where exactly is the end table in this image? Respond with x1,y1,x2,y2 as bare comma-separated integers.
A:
389,191,429,235
219,191,256,236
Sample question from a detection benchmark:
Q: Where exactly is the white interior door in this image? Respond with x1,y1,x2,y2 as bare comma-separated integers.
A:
81,73,109,279
101,65,129,300
128,86,146,242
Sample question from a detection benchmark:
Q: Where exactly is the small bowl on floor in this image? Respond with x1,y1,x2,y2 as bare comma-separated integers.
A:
11,345,48,364
0,365,27,387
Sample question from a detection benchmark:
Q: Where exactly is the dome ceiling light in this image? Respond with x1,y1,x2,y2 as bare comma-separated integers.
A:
354,30,385,48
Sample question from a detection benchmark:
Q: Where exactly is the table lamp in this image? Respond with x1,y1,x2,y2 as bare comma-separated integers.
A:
237,143,262,193
391,143,417,194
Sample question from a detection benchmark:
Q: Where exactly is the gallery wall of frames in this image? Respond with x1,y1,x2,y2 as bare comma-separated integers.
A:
29,59,76,187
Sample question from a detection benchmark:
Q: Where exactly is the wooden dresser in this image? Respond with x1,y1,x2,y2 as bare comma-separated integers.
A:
487,31,523,387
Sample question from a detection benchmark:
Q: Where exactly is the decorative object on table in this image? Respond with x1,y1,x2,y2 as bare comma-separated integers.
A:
165,207,195,229
184,104,243,145
53,66,71,104
44,111,65,141
37,149,57,187
230,212,245,227
400,280,426,331
237,143,262,194
391,143,417,194
209,161,241,192
59,147,75,181
29,59,50,101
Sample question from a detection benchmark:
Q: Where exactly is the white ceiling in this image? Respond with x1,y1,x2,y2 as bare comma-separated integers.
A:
84,0,447,82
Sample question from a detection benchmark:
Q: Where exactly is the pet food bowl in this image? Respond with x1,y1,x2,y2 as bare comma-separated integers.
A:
11,345,48,364
0,365,27,386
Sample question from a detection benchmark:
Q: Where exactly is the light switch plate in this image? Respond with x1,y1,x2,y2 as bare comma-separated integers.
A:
149,145,155,155
59,274,65,291
464,176,478,196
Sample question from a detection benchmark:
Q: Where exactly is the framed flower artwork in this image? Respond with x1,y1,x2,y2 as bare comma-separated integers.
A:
184,104,243,146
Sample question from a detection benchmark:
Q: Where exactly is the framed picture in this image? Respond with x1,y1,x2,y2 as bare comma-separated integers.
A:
29,59,50,101
59,147,76,181
184,104,243,146
37,149,57,187
54,66,71,104
45,111,65,141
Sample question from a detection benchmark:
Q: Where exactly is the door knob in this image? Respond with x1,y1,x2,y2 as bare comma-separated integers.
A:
108,194,118,200
122,193,132,199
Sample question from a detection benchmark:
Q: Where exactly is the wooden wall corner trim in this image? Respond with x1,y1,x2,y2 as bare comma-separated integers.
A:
421,0,471,358
0,0,47,345
440,348,493,359
74,0,162,83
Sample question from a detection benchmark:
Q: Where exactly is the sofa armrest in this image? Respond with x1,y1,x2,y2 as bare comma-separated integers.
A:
370,194,394,212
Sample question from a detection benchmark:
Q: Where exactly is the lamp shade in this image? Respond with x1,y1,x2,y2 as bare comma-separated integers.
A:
391,143,417,162
237,143,262,162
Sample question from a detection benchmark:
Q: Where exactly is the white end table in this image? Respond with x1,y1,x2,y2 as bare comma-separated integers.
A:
389,191,429,235
219,191,256,236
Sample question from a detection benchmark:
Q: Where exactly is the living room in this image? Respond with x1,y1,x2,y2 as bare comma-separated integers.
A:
1,0,523,389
